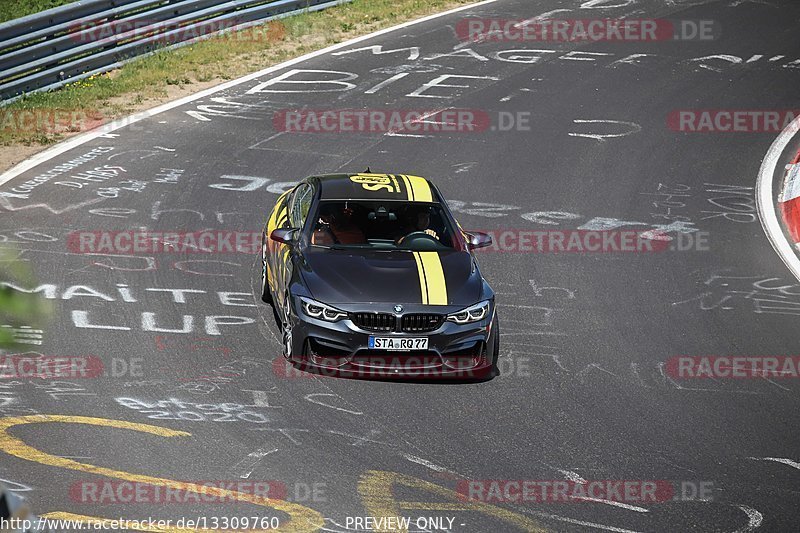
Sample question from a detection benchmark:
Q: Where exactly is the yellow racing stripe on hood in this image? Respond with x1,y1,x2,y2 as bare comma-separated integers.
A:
413,251,448,306
412,251,428,305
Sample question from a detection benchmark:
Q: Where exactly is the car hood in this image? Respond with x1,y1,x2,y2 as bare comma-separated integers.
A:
299,248,483,307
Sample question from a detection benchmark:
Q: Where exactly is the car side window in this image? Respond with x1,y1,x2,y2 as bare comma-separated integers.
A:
289,184,313,228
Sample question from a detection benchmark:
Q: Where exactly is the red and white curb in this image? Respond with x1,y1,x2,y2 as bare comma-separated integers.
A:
756,114,800,282
778,150,800,246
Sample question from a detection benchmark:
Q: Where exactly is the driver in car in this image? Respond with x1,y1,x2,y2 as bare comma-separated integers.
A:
395,205,439,244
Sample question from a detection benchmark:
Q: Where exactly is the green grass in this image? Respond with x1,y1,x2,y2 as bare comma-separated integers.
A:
0,0,78,23
0,0,473,147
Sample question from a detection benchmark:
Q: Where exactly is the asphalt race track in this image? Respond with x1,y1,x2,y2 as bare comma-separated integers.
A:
1,0,800,531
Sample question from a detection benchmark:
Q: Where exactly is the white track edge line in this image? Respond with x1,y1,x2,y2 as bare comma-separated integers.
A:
0,0,499,188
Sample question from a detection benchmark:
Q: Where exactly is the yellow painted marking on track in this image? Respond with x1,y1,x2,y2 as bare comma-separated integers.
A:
416,252,447,305
405,175,433,203
0,415,323,532
401,502,477,510
358,470,547,533
412,252,428,305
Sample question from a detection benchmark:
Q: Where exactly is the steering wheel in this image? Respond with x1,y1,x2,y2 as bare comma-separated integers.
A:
396,231,439,247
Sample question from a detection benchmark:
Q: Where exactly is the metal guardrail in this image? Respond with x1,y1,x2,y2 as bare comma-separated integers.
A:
0,0,348,103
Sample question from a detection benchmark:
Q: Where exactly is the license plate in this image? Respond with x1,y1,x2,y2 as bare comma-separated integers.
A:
369,337,428,351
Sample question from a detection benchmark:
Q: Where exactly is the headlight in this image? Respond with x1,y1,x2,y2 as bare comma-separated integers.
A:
446,300,490,324
301,297,347,322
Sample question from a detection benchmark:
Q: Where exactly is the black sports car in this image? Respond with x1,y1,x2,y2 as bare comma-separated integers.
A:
260,173,499,379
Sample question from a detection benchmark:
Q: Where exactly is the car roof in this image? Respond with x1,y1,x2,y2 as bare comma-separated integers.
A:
311,173,439,203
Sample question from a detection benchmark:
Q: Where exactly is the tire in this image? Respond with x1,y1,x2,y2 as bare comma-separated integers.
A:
260,276,272,304
490,314,500,376
260,242,273,304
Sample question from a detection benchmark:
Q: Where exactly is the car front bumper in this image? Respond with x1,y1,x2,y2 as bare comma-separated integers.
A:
286,298,498,379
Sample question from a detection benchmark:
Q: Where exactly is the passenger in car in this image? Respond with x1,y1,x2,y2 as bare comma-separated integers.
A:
312,207,366,245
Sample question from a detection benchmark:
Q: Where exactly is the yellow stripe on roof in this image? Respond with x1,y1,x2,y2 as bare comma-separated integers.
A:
405,175,433,203
398,174,414,201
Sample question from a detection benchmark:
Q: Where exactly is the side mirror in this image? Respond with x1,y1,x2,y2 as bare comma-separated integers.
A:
270,228,299,245
464,231,492,250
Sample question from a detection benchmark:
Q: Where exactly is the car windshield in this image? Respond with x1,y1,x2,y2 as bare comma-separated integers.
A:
308,200,460,251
